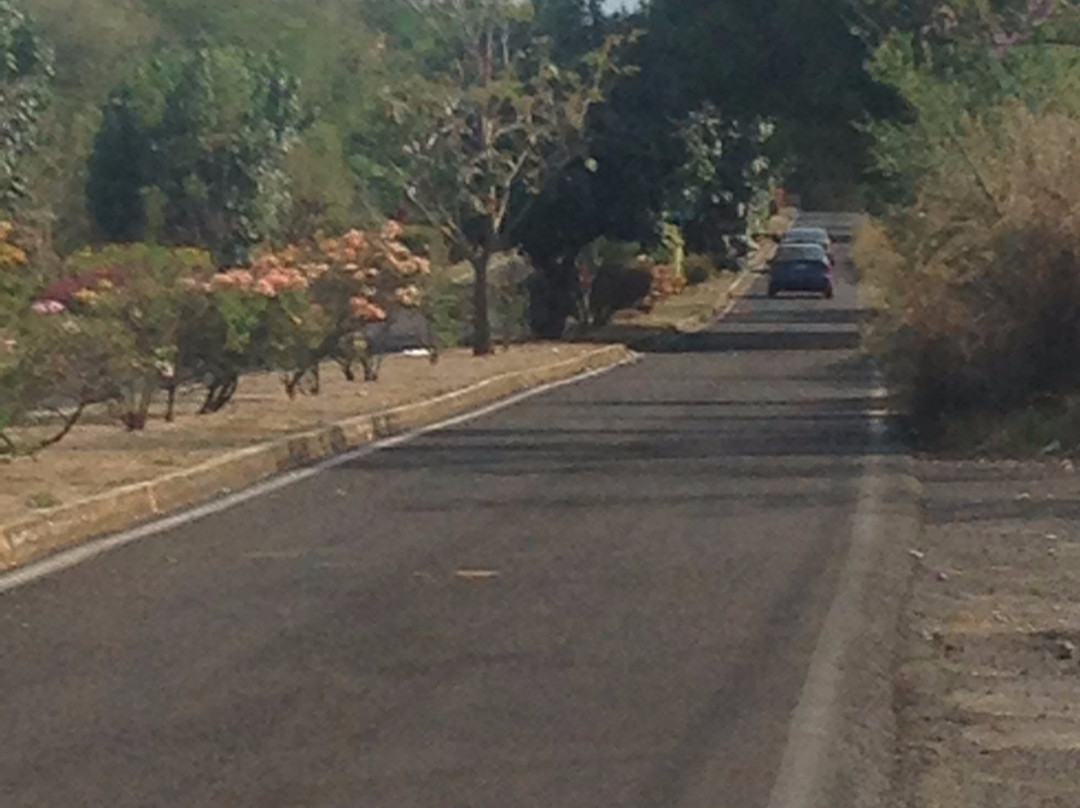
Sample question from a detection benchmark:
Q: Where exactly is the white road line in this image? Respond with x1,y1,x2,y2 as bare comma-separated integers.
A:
0,355,641,594
765,384,891,808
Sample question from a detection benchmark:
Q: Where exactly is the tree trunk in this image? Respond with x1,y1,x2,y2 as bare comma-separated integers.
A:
472,252,493,356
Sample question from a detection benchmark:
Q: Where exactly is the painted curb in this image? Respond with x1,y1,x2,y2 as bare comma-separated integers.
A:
0,344,632,570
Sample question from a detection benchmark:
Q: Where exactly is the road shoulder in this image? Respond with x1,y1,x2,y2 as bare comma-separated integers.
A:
897,457,1080,807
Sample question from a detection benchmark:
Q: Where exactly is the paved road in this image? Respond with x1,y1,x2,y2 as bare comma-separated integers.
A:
0,244,880,807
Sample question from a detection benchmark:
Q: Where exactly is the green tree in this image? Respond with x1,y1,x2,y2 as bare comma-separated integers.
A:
385,0,627,354
86,87,146,241
647,0,902,204
87,45,301,263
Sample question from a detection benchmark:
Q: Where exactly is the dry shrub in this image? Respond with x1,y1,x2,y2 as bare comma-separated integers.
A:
859,102,1080,429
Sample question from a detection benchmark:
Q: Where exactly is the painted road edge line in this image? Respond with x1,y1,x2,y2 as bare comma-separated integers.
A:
0,351,641,593
766,384,924,808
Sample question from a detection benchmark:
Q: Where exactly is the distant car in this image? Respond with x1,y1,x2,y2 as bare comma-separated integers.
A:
782,227,834,266
768,243,833,299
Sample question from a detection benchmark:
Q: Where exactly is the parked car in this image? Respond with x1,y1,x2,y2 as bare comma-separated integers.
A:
768,243,833,299
782,227,834,266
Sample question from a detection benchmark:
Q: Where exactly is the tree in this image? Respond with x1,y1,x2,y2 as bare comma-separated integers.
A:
0,0,52,214
384,0,627,354
86,87,146,241
646,0,903,204
86,45,301,263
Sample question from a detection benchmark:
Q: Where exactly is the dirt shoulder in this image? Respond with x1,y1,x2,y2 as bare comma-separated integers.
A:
898,457,1080,807
0,344,603,526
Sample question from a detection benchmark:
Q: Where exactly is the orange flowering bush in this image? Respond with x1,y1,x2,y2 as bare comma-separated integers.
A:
192,221,431,398
1,221,434,451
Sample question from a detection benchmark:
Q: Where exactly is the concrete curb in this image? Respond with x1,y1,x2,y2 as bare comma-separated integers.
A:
767,458,925,808
0,344,633,570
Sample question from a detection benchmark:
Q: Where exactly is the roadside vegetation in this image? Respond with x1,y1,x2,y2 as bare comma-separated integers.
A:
852,1,1080,452
0,0,902,458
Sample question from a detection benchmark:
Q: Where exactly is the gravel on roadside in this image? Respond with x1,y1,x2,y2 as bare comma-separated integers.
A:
898,456,1080,808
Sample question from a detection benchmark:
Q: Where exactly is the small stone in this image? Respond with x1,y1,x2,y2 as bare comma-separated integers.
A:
936,571,950,582
909,548,927,561
1016,492,1032,501
1055,640,1077,661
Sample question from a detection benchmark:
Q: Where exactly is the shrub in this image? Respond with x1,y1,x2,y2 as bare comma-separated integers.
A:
589,265,653,326
684,253,717,285
649,263,687,300
858,102,1080,436
1,221,432,450
203,221,432,399
28,243,216,429
1,310,139,453
582,237,641,275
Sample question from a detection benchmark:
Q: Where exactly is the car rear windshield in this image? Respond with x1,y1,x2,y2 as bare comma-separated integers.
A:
783,228,829,245
774,244,827,262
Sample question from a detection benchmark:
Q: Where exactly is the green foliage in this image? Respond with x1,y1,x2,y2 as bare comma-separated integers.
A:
671,104,775,255
281,120,354,240
646,0,902,199
87,45,301,264
582,236,641,273
384,1,631,353
425,275,470,350
0,0,53,214
86,87,146,241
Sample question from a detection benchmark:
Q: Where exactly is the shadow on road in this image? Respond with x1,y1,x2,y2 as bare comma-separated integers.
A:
577,297,865,354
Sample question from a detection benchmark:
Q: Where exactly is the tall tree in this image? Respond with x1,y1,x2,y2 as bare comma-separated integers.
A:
385,0,627,354
647,0,903,204
87,45,301,263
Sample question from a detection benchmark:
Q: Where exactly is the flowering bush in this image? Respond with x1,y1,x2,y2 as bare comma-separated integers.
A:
648,264,687,304
0,220,33,331
1,221,432,449
19,244,216,430
204,221,431,397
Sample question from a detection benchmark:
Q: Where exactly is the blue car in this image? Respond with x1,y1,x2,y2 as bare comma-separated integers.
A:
767,243,833,299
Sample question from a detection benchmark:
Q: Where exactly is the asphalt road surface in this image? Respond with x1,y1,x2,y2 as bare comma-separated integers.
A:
0,241,882,808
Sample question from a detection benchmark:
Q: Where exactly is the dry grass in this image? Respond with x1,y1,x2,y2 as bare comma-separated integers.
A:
0,343,602,524
856,103,1080,440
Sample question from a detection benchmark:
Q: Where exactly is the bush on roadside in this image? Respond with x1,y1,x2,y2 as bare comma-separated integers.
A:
684,253,717,285
588,265,653,325
1,221,432,451
857,102,1080,439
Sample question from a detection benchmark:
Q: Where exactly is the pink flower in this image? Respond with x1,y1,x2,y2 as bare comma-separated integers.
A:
343,229,367,252
349,296,387,322
32,299,66,315
381,220,404,241
211,269,255,291
254,278,277,297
